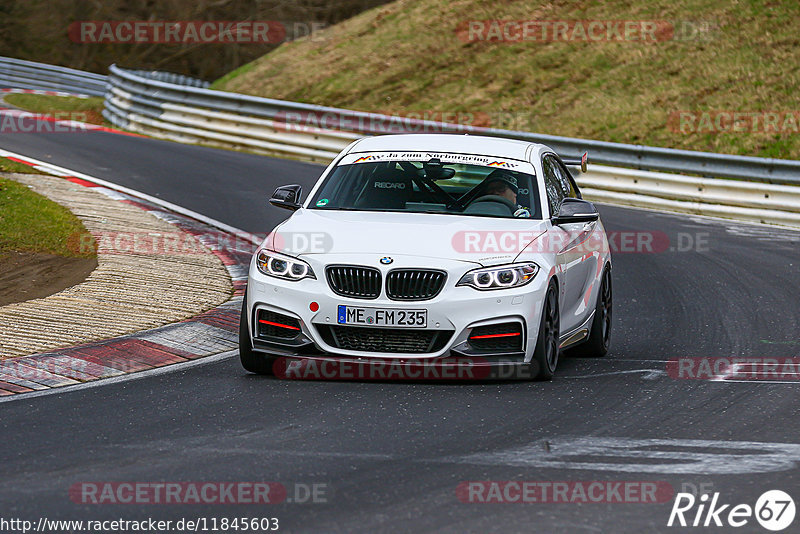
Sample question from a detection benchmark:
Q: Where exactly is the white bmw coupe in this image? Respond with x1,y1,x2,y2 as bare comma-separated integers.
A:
240,134,612,380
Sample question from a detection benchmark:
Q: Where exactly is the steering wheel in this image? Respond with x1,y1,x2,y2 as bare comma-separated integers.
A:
467,195,517,215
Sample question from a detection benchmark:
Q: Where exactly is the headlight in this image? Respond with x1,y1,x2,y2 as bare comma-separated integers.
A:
457,262,538,290
256,250,316,281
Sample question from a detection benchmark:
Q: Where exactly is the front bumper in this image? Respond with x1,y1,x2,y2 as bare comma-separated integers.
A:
246,254,550,363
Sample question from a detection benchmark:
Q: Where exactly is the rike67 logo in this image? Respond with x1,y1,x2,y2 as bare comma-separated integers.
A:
668,490,795,531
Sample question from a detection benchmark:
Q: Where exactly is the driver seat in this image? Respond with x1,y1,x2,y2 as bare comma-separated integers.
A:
355,168,414,209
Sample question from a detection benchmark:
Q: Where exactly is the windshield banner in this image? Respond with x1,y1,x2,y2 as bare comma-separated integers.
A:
339,151,529,170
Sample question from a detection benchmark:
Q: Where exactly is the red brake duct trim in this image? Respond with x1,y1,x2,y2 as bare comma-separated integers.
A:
469,332,521,340
258,319,300,331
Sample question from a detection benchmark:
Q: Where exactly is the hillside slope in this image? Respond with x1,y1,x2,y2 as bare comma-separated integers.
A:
213,0,800,159
0,0,390,80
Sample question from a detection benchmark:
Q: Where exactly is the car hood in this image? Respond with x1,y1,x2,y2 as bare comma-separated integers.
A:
264,209,548,267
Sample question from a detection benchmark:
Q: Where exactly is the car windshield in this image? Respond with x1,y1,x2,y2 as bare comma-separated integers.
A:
308,156,542,219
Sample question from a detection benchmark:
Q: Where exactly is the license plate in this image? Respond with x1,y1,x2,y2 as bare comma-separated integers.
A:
337,305,427,328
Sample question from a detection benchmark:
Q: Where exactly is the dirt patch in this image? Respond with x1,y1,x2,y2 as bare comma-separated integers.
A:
0,252,97,306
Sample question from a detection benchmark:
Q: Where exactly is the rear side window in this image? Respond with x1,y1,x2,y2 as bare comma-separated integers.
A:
552,159,579,199
541,155,565,216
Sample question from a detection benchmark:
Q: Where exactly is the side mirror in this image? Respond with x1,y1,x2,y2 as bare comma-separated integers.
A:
269,184,302,211
562,152,588,173
553,198,599,225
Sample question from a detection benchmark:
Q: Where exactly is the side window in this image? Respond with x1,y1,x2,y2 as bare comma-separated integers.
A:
553,159,579,199
541,155,565,216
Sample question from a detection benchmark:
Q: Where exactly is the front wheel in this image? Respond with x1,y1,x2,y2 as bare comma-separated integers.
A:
531,282,560,380
239,292,276,375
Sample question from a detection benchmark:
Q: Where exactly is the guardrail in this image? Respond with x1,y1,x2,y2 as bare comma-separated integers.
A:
103,65,358,162
101,64,800,227
104,64,800,185
2,58,799,228
0,56,107,97
117,68,210,89
579,165,800,227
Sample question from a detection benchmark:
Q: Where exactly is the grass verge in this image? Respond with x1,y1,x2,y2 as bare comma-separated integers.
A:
3,94,105,124
0,156,45,175
0,169,96,258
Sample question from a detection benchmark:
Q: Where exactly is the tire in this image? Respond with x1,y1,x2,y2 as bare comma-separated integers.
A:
531,281,560,380
567,266,612,358
239,292,276,375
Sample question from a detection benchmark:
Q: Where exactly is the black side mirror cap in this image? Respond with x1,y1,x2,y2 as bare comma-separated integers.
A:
269,184,302,211
553,198,599,225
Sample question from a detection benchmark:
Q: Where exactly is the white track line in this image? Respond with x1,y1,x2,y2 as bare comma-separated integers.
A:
0,146,260,245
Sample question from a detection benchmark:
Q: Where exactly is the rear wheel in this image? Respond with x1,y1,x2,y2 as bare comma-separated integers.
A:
568,266,612,358
531,282,560,380
239,292,276,375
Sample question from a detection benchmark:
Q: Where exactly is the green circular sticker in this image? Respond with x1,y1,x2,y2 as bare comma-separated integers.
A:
316,199,329,206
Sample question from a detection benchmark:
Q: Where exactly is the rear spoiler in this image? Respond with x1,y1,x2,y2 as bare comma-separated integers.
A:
561,152,588,173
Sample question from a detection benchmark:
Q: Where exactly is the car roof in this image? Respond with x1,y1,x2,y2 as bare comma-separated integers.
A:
347,134,546,161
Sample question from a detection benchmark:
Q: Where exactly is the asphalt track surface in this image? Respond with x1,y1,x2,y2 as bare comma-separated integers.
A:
1,128,800,533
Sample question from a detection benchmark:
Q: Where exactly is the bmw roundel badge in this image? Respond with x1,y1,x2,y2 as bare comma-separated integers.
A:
380,257,393,265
